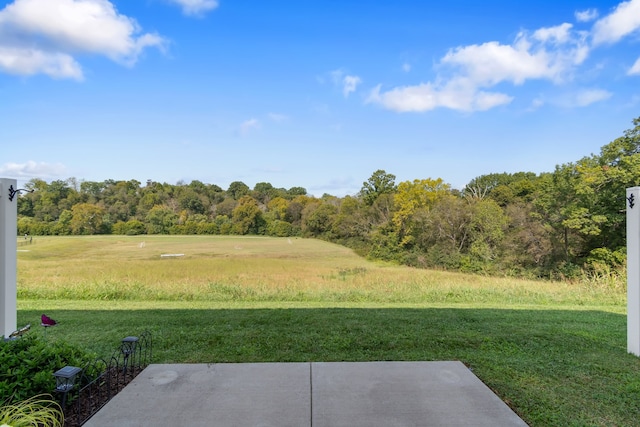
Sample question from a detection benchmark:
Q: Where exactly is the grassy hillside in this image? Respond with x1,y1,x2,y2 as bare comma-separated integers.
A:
17,235,623,306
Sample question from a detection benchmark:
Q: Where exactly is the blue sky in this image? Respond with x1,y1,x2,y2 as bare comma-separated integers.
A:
1,0,640,196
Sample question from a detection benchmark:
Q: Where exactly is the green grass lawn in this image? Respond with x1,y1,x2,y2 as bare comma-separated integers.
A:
14,236,639,426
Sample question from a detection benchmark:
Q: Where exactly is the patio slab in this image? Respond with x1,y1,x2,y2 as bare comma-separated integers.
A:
84,361,528,426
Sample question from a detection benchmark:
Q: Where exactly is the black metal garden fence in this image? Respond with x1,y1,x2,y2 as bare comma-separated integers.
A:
62,331,152,426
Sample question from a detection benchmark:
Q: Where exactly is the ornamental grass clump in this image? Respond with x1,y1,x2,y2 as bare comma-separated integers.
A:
0,394,63,427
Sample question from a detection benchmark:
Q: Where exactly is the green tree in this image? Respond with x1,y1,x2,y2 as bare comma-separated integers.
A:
178,189,206,215
80,181,106,203
70,203,106,235
227,181,250,200
266,197,290,221
467,198,508,263
416,195,472,255
252,182,276,204
215,198,237,217
146,205,178,234
287,187,307,197
503,202,552,271
302,201,338,236
393,178,450,246
231,196,265,234
332,196,369,239
465,172,540,205
52,210,73,235
360,170,397,206
285,195,313,226
27,179,73,222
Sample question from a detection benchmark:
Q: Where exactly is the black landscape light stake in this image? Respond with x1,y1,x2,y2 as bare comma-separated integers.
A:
121,336,139,376
53,365,82,407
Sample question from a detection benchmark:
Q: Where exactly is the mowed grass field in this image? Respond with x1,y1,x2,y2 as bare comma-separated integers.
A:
15,236,640,426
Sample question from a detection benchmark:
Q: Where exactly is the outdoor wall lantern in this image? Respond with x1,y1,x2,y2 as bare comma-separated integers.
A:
121,336,139,374
53,365,82,406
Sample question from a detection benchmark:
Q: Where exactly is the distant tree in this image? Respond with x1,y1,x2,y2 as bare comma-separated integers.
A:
287,187,307,197
188,180,207,193
266,197,289,221
227,181,250,200
416,195,472,254
53,209,73,235
332,196,368,238
214,215,233,234
503,203,552,270
28,179,73,222
253,182,277,204
285,201,304,225
231,196,265,234
285,195,313,225
126,219,146,235
464,172,539,203
215,198,237,217
107,201,131,223
393,178,450,246
266,220,299,237
178,189,206,215
80,181,106,203
138,192,163,215
17,195,34,217
360,169,397,206
362,193,395,232
70,203,106,235
146,205,178,234
467,198,509,263
302,201,338,236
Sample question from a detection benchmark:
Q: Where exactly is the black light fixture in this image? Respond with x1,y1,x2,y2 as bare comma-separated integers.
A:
53,366,82,406
7,184,33,202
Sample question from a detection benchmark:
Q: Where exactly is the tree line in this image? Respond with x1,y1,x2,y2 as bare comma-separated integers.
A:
15,117,640,280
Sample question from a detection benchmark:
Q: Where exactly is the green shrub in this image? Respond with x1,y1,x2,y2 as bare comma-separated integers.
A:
0,335,96,403
266,219,300,237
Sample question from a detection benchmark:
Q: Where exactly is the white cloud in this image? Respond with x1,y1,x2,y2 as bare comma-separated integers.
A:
592,0,640,45
366,80,512,113
0,46,82,79
528,97,545,111
0,0,166,79
239,118,260,136
533,22,574,44
402,62,411,72
330,69,362,97
368,23,588,113
555,88,612,107
629,57,640,75
342,75,362,97
575,9,599,23
330,69,343,84
268,113,289,122
442,26,588,85
0,161,67,178
574,88,612,106
167,0,218,17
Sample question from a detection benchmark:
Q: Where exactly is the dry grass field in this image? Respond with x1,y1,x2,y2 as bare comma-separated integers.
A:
17,235,624,307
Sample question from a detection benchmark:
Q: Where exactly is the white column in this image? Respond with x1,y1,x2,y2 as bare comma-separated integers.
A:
627,187,640,356
0,178,18,339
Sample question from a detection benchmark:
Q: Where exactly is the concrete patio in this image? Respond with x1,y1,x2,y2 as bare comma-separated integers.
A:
84,361,528,426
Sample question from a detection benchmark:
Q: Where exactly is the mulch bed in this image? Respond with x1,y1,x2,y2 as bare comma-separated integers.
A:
63,366,144,427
